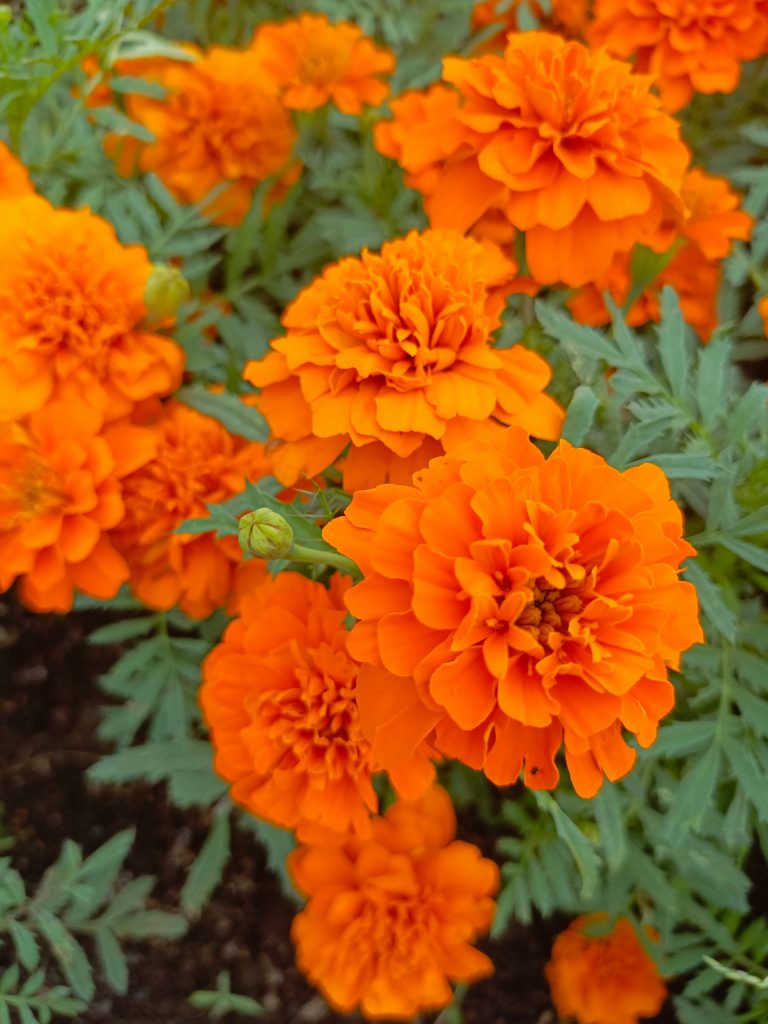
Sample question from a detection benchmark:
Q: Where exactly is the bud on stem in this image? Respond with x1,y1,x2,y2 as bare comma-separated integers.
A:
144,264,191,321
238,509,359,576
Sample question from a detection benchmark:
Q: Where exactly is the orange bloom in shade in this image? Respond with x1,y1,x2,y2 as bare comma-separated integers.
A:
245,229,563,492
472,0,591,45
111,401,272,620
201,571,434,841
418,32,689,287
323,428,703,799
760,295,768,336
113,47,299,225
546,915,667,1024
0,196,184,425
0,403,155,613
569,168,753,341
589,0,768,113
252,14,394,115
289,785,499,1019
0,141,34,198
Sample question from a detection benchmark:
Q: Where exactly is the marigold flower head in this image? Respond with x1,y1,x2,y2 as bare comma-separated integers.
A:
546,914,667,1024
251,14,394,115
113,46,299,225
201,571,434,841
245,229,563,491
569,168,752,341
0,196,184,425
589,0,768,113
111,401,272,620
323,428,703,798
289,785,499,1019
472,0,590,45
414,31,689,287
0,403,155,612
0,140,34,199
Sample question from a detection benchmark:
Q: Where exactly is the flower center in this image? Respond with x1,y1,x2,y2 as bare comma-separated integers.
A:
0,445,64,529
299,44,348,85
515,580,586,647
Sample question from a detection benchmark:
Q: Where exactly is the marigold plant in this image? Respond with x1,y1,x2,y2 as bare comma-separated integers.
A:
245,229,563,491
324,427,703,798
112,401,272,619
251,14,394,115
201,571,433,841
546,914,668,1024
589,0,768,112
381,31,690,287
109,46,299,225
289,785,499,1019
0,403,155,613
0,196,184,425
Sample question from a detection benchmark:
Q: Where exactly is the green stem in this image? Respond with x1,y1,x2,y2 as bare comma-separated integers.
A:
288,543,359,577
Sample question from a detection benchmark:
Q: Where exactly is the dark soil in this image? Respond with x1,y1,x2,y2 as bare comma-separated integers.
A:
0,596,678,1024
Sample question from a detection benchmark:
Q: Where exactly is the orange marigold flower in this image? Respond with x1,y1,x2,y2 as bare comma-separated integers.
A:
289,785,499,1019
546,914,667,1024
113,47,299,225
201,571,434,841
245,229,563,492
251,14,394,115
0,403,155,613
589,0,768,113
111,401,272,620
323,428,703,799
417,31,688,287
569,168,752,341
0,140,34,198
0,196,184,425
472,0,590,44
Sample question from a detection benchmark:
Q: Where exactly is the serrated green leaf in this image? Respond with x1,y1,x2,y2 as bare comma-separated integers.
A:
642,453,718,481
662,744,722,844
110,910,187,940
718,536,768,573
7,921,39,972
535,794,601,899
723,736,768,821
33,911,94,1002
695,339,730,430
683,562,737,643
562,385,599,446
176,386,269,442
88,618,157,645
94,929,128,995
180,812,231,918
536,300,617,364
658,287,690,399
593,783,627,869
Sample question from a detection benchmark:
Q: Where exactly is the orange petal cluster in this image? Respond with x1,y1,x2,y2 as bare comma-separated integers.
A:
201,571,434,841
251,14,394,114
0,404,155,612
245,229,563,491
111,401,272,620
569,168,753,341
546,915,667,1024
109,47,299,225
378,31,690,287
323,427,703,798
0,196,184,425
472,0,591,46
589,0,768,112
289,785,499,1019
0,140,35,198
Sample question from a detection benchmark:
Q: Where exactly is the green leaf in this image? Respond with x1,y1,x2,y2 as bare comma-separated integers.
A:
718,536,768,573
180,812,231,918
176,386,269,442
642,453,718,481
593,783,627,869
535,794,600,899
683,562,737,643
95,929,128,995
33,911,94,1002
695,339,730,430
535,300,617,364
25,0,59,56
110,910,187,940
662,744,722,844
734,687,768,737
7,921,39,972
87,618,157,645
561,385,599,446
657,287,690,400
723,736,768,821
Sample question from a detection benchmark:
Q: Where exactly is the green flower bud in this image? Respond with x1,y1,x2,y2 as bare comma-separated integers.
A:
0,6,12,27
239,509,294,559
144,264,191,321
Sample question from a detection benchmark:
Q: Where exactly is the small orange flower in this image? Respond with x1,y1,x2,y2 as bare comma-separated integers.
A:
252,14,394,115
760,295,768,336
201,571,434,841
472,0,590,45
112,401,272,620
0,196,184,425
397,32,689,287
0,141,34,198
546,915,667,1024
569,169,752,341
112,46,299,225
0,403,155,613
289,785,499,1020
589,0,768,112
323,428,703,798
245,229,562,491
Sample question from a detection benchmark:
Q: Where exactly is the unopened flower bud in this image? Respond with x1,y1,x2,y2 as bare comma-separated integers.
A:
239,509,294,559
144,264,191,321
0,6,12,26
